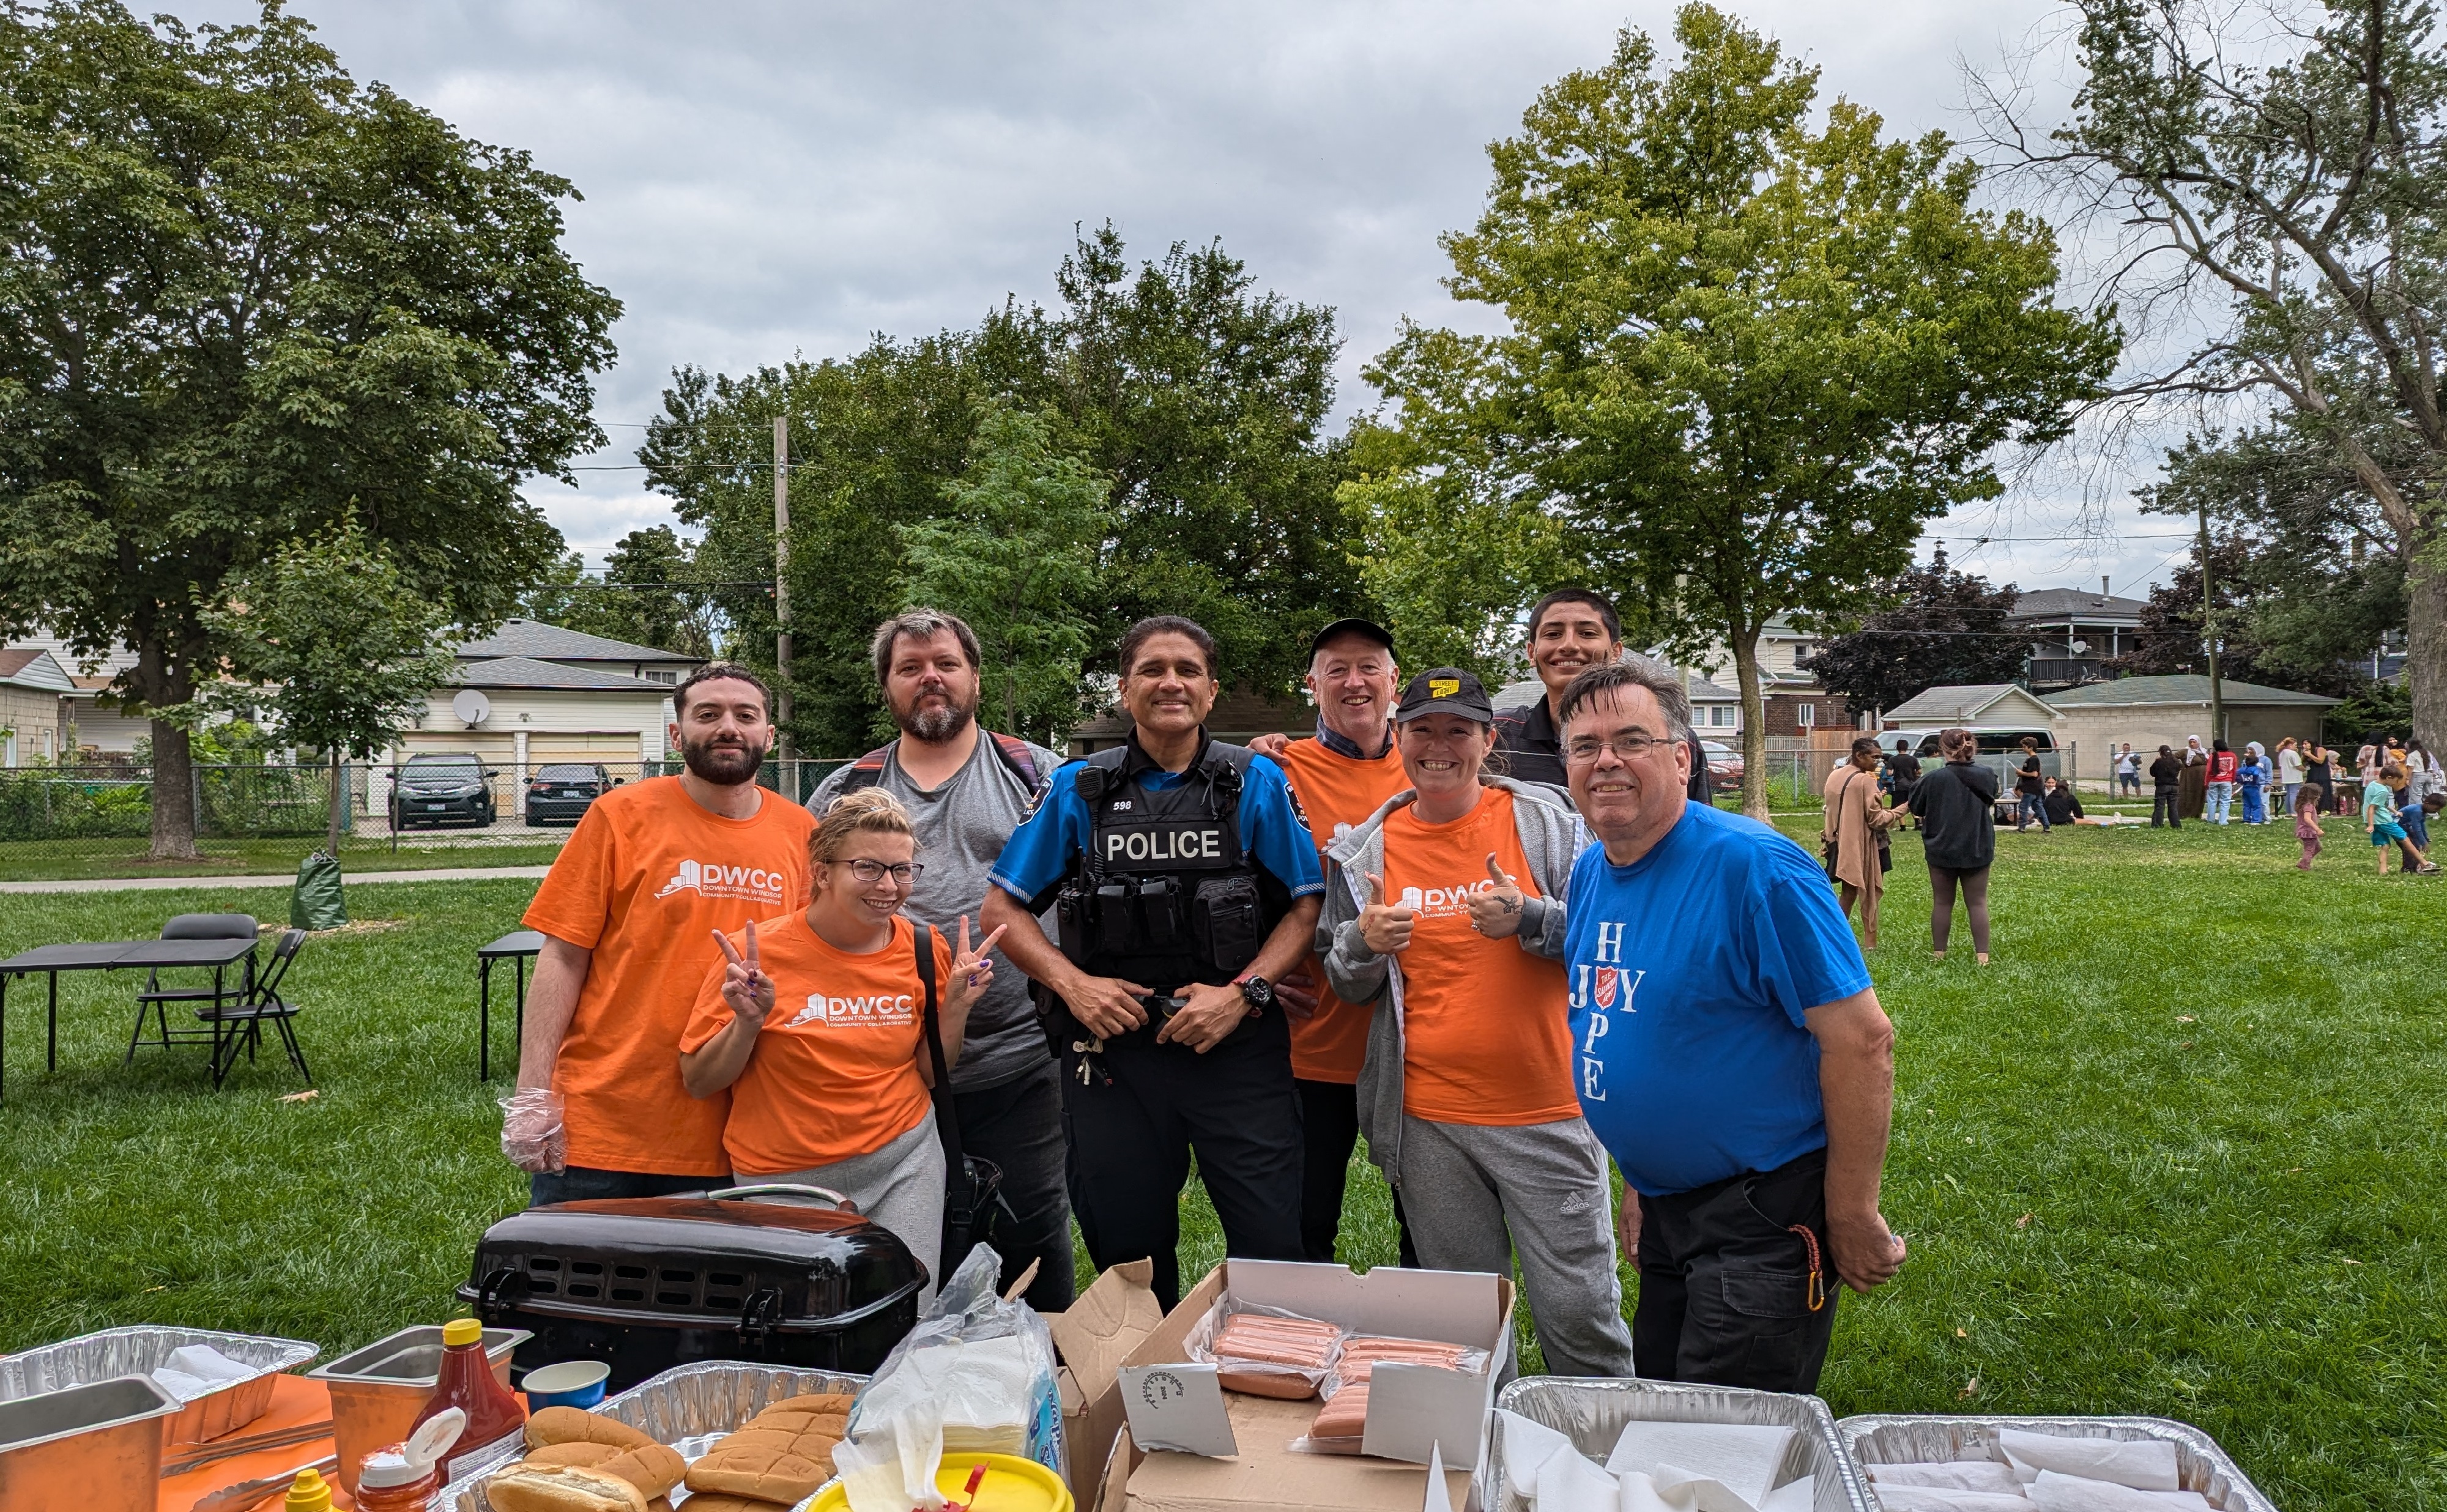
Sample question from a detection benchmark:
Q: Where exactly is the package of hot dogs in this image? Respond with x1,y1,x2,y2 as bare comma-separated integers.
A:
1301,1334,1493,1451
1184,1298,1349,1399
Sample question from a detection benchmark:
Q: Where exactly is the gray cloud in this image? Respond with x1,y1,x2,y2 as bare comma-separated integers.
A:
168,1,2180,595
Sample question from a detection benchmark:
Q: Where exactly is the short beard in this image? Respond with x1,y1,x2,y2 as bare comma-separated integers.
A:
679,732,769,786
897,692,978,744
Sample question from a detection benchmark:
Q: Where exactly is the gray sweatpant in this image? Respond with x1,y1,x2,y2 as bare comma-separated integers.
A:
1397,1114,1636,1379
753,1115,948,1306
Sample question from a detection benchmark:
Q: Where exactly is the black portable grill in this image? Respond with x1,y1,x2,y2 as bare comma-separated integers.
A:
459,1184,925,1392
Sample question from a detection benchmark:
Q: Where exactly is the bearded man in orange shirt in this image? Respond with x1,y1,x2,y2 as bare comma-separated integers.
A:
504,662,815,1203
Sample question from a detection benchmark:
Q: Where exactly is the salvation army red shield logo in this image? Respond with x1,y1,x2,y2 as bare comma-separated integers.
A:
1595,966,1619,1009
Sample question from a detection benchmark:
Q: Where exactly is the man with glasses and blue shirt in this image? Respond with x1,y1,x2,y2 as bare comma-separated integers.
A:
1556,656,1906,1393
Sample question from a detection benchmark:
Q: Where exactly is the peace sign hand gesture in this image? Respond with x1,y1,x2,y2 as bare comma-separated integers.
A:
1359,872,1415,955
1468,853,1528,939
945,914,1009,1018
713,919,777,1028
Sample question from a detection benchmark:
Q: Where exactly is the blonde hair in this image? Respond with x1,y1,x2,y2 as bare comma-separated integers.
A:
809,787,917,865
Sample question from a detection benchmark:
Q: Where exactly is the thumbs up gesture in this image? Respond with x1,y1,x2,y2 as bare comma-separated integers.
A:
1468,852,1528,939
1359,872,1416,955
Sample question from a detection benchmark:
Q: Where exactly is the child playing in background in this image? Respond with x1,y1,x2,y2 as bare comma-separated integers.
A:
2294,781,2323,870
2238,744,2268,825
2365,763,2439,876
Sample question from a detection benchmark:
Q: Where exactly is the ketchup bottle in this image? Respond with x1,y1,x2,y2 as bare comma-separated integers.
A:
409,1320,526,1484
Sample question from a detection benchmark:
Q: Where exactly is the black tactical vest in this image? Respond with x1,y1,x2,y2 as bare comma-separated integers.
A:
1055,733,1285,993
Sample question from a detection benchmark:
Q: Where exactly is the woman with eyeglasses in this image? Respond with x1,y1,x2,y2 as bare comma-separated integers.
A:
1317,667,1636,1379
680,787,1001,1301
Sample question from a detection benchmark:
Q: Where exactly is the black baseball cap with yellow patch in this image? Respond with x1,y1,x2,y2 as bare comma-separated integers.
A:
1396,667,1494,722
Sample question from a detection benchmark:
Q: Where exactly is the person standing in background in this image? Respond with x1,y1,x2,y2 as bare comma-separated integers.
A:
2206,739,2239,825
1823,738,1903,949
2277,738,2304,818
2306,743,2337,814
1320,668,1636,1377
2237,743,2268,825
2148,744,2185,829
1884,738,1923,828
2115,743,2140,798
2178,737,2209,821
2013,736,2049,832
1248,619,1419,1266
804,609,1074,1311
508,664,815,1201
1910,728,1999,964
2403,739,2438,854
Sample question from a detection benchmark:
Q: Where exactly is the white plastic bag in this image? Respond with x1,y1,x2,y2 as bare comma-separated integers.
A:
834,1400,947,1512
847,1244,1064,1475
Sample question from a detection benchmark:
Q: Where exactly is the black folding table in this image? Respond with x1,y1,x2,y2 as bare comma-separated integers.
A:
477,929,546,1080
0,936,261,1099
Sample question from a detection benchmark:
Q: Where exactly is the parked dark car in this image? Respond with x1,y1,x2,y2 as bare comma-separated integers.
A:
391,753,497,829
525,763,618,827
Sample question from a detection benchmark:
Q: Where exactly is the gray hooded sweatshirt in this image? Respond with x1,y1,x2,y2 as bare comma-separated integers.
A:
1315,777,1590,1190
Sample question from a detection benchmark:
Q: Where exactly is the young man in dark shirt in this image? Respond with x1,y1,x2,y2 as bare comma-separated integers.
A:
1493,588,1711,804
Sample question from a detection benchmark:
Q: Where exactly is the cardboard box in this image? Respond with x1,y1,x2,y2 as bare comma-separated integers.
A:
1108,1260,1513,1512
1044,1258,1165,1511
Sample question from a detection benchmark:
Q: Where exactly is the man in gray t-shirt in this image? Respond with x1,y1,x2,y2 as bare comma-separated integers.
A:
808,609,1072,1310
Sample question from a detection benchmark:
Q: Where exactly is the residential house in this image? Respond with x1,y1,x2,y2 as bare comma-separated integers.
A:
2005,582,2152,691
1496,670,1742,736
448,619,705,687
1671,616,1855,735
2041,675,2338,760
0,647,75,766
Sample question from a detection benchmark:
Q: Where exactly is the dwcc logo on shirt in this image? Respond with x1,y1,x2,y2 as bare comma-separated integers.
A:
784,994,918,1029
654,858,787,903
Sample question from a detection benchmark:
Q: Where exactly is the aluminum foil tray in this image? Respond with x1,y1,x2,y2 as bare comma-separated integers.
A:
0,1325,317,1446
437,1360,868,1512
1837,1413,2279,1512
1491,1376,1873,1512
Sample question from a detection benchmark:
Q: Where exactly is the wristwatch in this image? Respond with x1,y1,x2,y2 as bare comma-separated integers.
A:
1238,976,1275,1016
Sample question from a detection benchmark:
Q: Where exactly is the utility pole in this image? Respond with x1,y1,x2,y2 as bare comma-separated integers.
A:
773,414,793,780
2199,498,2223,743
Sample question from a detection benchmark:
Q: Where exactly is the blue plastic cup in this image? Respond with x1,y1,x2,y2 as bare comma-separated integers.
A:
520,1359,610,1409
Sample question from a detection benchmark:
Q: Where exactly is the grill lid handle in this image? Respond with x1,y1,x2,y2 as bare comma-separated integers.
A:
704,1183,857,1211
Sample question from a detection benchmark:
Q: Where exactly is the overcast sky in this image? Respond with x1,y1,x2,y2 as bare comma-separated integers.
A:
176,0,2196,601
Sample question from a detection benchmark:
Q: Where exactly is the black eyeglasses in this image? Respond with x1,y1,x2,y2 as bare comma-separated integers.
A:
836,859,923,884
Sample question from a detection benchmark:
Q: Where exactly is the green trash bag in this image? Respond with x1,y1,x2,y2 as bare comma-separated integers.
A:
291,850,347,931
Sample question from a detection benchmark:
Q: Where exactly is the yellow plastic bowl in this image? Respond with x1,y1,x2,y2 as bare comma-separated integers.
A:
806,1451,1074,1512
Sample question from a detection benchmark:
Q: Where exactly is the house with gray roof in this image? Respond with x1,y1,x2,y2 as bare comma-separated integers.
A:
2041,674,2339,760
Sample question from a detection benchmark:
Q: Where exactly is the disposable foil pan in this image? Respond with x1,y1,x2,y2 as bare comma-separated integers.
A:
0,1325,317,1446
1837,1414,2279,1512
436,1359,868,1512
1491,1376,1873,1512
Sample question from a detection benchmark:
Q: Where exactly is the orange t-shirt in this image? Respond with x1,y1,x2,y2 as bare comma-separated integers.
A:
522,777,815,1176
681,913,947,1176
1274,735,1411,1084
1379,788,1578,1125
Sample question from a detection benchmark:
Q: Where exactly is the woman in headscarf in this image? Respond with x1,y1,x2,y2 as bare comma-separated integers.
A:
2177,736,2209,821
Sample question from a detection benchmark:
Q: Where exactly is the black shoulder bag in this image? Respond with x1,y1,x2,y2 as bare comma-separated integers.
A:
913,922,1006,1289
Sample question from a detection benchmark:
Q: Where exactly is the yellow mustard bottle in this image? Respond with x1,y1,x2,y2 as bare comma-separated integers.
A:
283,1467,334,1512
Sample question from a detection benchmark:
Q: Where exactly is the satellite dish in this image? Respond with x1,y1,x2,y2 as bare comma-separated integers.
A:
452,689,492,727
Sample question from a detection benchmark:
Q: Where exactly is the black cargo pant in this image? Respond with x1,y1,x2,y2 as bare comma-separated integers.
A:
1063,1014,1305,1312
954,1056,1075,1313
1296,1077,1419,1267
1633,1147,1841,1393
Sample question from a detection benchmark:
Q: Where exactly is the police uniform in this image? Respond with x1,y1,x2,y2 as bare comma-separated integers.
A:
989,728,1324,1310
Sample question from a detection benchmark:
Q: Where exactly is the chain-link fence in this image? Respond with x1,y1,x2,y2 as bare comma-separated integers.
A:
0,758,859,881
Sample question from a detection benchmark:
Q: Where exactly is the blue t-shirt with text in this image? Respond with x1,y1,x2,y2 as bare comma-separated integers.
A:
989,750,1324,906
1564,802,1872,1196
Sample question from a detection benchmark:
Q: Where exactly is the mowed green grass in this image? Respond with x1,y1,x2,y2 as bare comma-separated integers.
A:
0,834,569,882
2,818,2440,1510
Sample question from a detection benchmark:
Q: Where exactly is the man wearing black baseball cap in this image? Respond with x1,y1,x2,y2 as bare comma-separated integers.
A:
1250,618,1420,1264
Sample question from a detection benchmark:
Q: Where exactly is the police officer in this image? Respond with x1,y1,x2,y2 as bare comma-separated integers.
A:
982,615,1324,1310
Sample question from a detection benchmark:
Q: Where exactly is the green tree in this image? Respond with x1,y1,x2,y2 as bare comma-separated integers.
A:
2022,0,2447,752
897,404,1113,745
524,526,723,658
1368,7,2118,813
199,519,455,853
0,1,619,857
1803,549,2027,715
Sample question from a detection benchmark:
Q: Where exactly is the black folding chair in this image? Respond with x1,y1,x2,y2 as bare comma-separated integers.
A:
199,928,311,1089
128,913,259,1062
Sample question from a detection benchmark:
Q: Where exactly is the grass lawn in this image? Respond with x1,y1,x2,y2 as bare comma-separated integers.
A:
0,833,570,882
2,818,2441,1510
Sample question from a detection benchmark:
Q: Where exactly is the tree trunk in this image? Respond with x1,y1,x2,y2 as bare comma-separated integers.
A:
148,716,199,861
2408,552,2447,754
327,747,346,856
1732,627,1770,821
